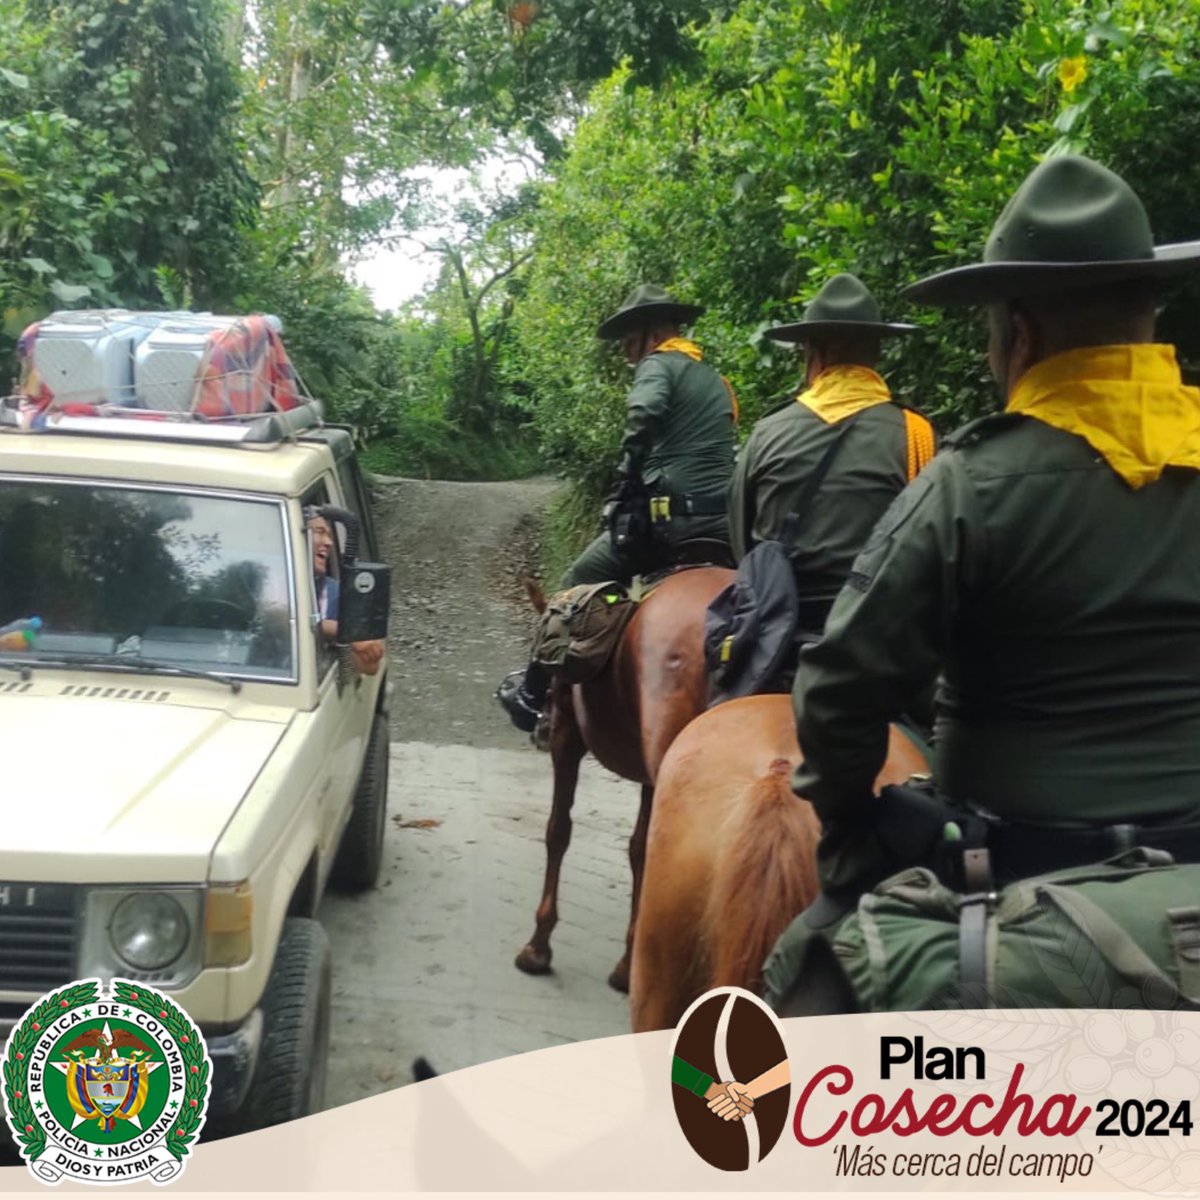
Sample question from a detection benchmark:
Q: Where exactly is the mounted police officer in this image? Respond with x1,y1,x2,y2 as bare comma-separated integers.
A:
765,154,1200,1012
727,273,934,634
498,283,737,733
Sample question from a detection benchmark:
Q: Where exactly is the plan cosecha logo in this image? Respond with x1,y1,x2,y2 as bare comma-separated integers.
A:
2,978,211,1186
670,986,791,1172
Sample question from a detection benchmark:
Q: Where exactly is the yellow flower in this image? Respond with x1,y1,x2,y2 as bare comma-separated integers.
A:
1058,55,1088,93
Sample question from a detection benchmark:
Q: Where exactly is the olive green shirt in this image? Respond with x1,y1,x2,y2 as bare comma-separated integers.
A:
793,412,1200,893
728,399,919,601
618,349,736,503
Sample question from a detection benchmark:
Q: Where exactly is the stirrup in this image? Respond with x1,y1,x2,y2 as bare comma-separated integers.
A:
495,670,542,734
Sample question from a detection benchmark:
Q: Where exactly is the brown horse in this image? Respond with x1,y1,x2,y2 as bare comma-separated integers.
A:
629,693,928,1031
515,564,734,992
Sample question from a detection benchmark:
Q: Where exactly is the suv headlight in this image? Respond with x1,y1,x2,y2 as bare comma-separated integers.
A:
80,889,204,987
111,893,190,970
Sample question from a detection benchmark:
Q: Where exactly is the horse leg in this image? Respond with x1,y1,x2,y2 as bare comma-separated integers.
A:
629,855,709,1033
608,782,651,994
516,681,586,975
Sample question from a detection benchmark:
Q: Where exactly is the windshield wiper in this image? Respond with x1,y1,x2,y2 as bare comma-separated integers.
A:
17,654,243,694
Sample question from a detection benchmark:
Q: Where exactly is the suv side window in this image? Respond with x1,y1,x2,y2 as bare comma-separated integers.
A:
301,479,337,679
334,454,379,561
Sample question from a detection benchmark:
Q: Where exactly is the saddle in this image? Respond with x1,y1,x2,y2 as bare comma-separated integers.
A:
630,538,735,600
531,541,733,686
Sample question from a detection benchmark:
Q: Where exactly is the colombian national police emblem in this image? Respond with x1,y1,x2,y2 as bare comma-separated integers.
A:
2,979,211,1185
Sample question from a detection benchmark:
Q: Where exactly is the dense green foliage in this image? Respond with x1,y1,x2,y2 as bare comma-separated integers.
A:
0,0,254,335
514,0,1200,509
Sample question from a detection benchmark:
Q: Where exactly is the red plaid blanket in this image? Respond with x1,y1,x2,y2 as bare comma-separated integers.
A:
194,316,302,416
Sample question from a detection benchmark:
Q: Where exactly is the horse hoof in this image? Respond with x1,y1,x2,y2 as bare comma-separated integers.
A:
515,944,553,975
608,963,630,994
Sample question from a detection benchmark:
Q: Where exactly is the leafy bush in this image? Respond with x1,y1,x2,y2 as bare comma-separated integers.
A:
0,0,255,359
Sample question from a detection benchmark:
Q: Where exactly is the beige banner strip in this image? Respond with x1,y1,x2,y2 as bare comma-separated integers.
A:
1,1010,1194,1194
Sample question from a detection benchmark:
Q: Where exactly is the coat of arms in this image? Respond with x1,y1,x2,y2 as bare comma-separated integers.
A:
2,979,211,1186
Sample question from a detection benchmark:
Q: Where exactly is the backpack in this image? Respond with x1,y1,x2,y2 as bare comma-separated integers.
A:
831,851,1200,1012
529,582,637,684
703,540,799,703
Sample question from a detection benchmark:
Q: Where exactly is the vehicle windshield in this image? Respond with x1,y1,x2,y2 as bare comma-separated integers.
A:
0,479,295,680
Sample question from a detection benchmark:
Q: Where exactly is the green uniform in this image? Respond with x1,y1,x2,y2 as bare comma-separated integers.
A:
793,346,1200,896
728,396,923,602
563,346,736,587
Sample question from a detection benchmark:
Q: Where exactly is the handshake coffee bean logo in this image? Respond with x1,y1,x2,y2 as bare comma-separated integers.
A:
670,987,791,1171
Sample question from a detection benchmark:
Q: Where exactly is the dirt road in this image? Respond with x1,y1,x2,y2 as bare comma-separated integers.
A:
372,475,557,747
317,476,633,1106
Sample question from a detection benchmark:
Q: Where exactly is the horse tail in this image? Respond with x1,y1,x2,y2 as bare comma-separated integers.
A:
523,576,547,614
703,758,819,993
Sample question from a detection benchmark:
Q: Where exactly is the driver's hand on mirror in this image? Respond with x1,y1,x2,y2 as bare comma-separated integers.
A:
350,639,385,676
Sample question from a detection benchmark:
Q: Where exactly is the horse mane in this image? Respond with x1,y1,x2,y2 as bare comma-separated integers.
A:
702,758,820,992
523,575,547,615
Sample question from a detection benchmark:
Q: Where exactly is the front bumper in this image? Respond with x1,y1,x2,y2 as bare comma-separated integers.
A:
0,1009,263,1160
0,1005,262,1152
204,1008,264,1117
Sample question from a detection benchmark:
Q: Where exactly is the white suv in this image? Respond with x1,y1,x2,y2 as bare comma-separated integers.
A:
0,402,391,1131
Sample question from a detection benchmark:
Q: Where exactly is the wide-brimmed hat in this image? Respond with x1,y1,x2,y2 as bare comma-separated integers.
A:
596,284,705,339
904,154,1200,307
764,273,916,343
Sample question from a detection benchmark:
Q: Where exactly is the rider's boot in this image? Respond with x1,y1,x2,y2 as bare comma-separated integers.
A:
496,661,550,734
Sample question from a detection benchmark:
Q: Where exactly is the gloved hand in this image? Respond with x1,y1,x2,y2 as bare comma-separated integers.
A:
604,475,640,527
605,474,640,506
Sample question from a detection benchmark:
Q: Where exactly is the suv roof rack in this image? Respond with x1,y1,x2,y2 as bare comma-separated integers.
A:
0,397,325,446
6,309,328,448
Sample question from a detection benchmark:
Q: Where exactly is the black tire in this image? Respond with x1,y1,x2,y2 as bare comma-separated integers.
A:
331,713,390,890
239,917,332,1131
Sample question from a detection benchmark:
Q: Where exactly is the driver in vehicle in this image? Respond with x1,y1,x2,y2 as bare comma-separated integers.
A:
308,513,385,677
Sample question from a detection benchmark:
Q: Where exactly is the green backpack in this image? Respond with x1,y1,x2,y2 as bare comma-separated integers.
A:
529,582,637,684
828,851,1200,1012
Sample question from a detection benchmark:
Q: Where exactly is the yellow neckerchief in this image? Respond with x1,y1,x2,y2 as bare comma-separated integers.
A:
796,364,892,425
652,336,740,423
654,336,703,361
1006,344,1200,490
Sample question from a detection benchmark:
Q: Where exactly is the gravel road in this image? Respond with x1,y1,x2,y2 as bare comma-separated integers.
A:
372,475,560,748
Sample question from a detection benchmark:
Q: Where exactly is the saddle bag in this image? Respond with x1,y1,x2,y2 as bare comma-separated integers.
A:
831,850,1200,1012
529,582,637,684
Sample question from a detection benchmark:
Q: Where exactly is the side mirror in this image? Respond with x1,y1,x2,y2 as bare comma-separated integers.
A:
338,562,390,642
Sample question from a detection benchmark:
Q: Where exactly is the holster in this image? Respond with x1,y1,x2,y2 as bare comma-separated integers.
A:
872,778,989,890
608,487,656,571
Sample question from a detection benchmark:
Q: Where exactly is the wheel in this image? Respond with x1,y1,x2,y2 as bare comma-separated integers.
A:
239,917,332,1130
331,713,390,890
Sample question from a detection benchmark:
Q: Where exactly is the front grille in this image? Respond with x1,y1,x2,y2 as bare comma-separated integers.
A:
0,883,77,994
